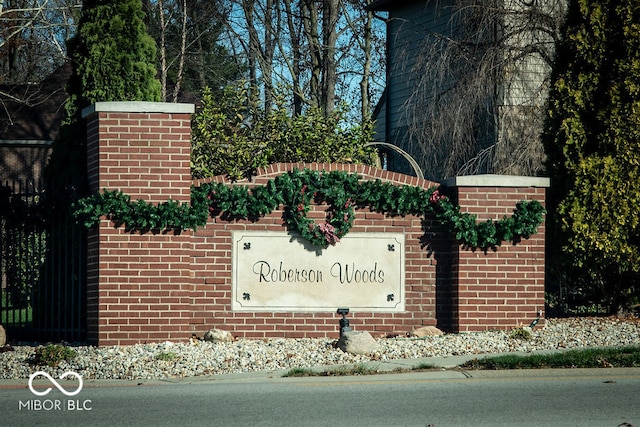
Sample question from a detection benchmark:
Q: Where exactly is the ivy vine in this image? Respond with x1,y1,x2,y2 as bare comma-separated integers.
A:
73,168,546,250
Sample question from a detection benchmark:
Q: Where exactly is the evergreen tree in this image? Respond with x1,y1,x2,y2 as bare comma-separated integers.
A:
65,0,161,118
48,0,161,183
36,1,162,339
543,0,640,312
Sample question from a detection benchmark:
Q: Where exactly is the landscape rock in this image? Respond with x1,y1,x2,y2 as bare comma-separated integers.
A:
409,326,444,337
0,324,5,346
203,328,234,343
337,331,380,355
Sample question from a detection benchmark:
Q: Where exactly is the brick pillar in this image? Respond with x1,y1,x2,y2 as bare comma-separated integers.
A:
442,175,549,332
83,102,194,346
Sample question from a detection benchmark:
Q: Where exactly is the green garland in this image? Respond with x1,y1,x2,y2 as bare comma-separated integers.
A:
73,168,546,250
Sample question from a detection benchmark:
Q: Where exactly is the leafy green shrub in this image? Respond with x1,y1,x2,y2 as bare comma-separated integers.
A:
191,84,376,180
33,344,77,367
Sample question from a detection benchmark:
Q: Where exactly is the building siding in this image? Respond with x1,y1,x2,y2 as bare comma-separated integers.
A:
372,0,566,180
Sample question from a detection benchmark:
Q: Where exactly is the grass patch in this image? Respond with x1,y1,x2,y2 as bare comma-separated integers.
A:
461,346,640,370
281,348,640,377
1,307,32,325
154,351,178,362
413,362,438,371
327,363,379,376
283,363,380,377
282,362,439,378
282,367,316,377
1,293,32,325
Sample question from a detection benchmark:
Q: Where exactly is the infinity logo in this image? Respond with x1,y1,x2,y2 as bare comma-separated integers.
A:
28,371,84,397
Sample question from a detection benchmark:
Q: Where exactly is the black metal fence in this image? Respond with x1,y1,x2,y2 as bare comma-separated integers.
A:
0,179,86,343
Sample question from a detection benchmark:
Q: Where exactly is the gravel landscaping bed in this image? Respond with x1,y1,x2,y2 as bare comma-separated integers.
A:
1,317,638,380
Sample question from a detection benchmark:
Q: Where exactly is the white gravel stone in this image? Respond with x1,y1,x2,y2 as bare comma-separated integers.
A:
0,317,638,380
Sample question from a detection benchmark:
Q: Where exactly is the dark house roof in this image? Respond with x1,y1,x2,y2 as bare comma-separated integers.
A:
0,62,71,142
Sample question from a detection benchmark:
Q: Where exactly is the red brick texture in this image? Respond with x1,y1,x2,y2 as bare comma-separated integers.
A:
449,185,547,332
84,103,194,346
84,102,547,346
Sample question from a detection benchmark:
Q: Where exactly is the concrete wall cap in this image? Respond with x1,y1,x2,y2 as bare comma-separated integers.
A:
81,101,194,118
441,174,550,188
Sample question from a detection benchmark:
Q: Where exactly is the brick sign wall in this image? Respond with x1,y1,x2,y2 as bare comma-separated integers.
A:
190,163,443,342
83,102,548,346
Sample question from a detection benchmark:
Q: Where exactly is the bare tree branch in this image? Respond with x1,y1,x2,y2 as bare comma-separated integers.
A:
220,0,385,121
400,0,567,179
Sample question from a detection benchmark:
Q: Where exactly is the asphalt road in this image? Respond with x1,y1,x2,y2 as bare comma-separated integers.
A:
2,368,639,426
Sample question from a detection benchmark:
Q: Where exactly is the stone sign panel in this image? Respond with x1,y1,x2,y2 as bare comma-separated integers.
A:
232,231,405,312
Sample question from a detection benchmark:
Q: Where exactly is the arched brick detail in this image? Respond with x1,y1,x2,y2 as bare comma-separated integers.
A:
193,162,439,189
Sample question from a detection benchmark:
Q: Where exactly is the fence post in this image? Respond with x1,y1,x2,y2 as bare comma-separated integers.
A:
83,102,194,346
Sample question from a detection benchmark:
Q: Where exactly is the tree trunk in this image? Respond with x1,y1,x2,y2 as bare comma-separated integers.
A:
157,0,167,100
321,0,339,116
360,5,373,119
284,0,303,116
302,0,321,108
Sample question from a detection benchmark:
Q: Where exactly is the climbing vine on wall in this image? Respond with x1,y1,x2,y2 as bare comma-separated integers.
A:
73,169,545,250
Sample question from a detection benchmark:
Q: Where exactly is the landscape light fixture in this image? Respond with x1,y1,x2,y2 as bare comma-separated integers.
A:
529,309,543,329
337,308,352,337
